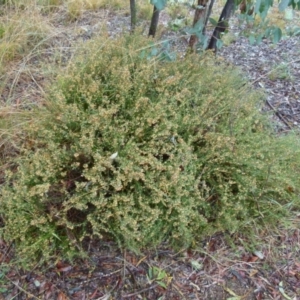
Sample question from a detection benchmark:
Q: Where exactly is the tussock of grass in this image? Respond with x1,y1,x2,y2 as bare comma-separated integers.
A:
136,0,152,20
65,0,152,21
0,4,61,107
0,8,52,66
1,34,300,267
84,0,126,10
65,0,127,19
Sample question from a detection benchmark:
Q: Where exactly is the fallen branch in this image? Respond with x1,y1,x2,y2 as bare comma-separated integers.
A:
265,98,292,130
122,283,159,298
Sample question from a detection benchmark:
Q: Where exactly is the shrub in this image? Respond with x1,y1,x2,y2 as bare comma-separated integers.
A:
1,34,300,265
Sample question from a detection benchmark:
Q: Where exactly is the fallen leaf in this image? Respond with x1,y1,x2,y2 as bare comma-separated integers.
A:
250,269,259,277
253,251,264,260
0,253,10,263
58,265,72,273
249,256,259,262
57,291,68,300
42,282,55,299
255,291,263,300
207,239,217,252
222,285,241,298
191,260,202,270
124,253,138,265
90,288,98,299
294,261,300,269
33,280,41,287
56,261,72,273
278,281,292,300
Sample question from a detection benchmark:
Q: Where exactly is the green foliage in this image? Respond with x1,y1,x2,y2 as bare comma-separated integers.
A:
286,25,300,36
268,62,293,81
151,0,168,11
0,266,9,293
279,0,290,12
145,0,299,48
147,266,169,288
1,35,300,266
248,23,283,44
136,1,153,20
166,1,191,31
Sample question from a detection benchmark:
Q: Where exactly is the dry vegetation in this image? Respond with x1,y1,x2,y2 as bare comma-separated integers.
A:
0,1,300,299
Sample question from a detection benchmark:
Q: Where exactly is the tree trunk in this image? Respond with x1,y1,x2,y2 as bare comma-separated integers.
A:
148,5,160,37
207,0,235,52
188,0,210,51
203,0,215,35
130,0,137,33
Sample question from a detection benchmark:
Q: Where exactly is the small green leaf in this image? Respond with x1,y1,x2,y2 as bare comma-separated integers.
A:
279,0,290,11
157,281,167,289
139,49,146,59
184,27,199,35
264,27,272,38
200,35,209,49
254,0,262,13
151,0,168,10
194,19,204,31
157,270,167,280
51,232,62,240
249,35,256,45
169,17,186,29
272,27,282,43
209,17,218,26
216,39,223,49
159,50,176,62
256,34,263,44
284,8,294,20
150,47,159,57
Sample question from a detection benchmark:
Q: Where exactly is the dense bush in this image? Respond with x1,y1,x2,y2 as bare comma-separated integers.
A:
1,35,300,264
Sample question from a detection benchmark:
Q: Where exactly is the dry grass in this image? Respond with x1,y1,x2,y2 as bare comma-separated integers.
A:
65,0,128,19
0,9,52,67
0,0,154,106
0,3,54,167
0,3,64,105
0,1,69,170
